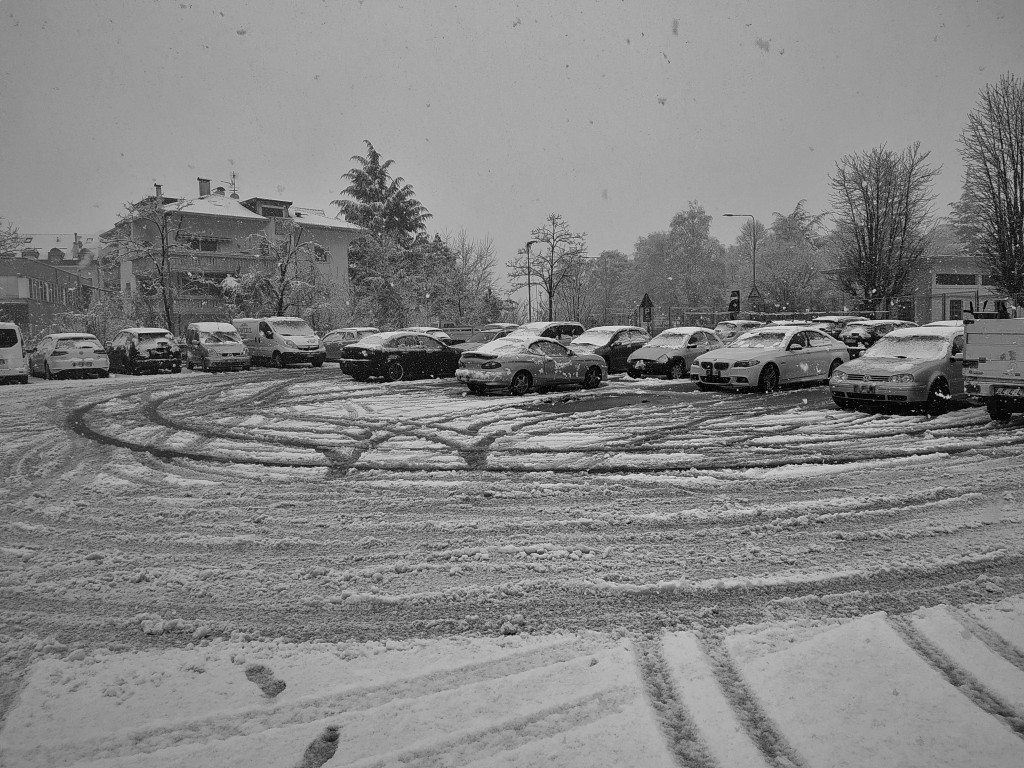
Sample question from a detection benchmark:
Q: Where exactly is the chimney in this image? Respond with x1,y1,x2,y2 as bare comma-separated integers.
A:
197,178,211,196
154,183,162,199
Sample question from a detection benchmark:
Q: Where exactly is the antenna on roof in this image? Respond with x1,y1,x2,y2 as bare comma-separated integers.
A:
222,171,239,199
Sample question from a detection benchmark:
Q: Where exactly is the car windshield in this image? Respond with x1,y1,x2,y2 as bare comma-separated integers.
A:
844,324,872,336
356,334,385,348
572,329,616,346
56,337,101,350
862,335,950,361
714,323,736,334
730,331,787,349
648,332,691,349
200,330,241,344
273,320,315,336
507,323,549,337
139,332,175,343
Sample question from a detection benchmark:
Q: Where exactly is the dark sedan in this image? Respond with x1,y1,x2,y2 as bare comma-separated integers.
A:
568,326,651,373
626,326,722,379
338,332,462,382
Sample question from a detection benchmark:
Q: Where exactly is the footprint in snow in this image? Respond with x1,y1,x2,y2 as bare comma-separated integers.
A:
295,725,340,768
244,663,286,698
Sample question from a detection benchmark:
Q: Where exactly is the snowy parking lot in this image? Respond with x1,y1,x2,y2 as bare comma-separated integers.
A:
1,369,1023,767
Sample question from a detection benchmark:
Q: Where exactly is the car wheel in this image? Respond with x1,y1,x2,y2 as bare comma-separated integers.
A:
827,359,842,381
509,370,532,396
924,378,950,418
667,359,686,380
272,352,284,369
758,364,780,393
201,357,210,373
18,375,29,384
987,398,1012,422
384,361,404,382
582,366,602,389
312,360,324,368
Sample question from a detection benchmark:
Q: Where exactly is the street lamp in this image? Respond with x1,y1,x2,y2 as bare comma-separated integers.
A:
524,240,538,323
723,213,757,311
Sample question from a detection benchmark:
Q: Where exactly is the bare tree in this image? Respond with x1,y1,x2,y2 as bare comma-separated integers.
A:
507,214,588,321
828,142,940,312
953,73,1024,296
437,230,501,324
233,219,331,319
102,195,201,331
0,216,21,255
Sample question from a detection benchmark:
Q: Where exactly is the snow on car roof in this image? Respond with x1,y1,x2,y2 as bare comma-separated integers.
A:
122,327,173,334
885,325,962,340
46,332,99,339
846,319,915,326
655,326,712,335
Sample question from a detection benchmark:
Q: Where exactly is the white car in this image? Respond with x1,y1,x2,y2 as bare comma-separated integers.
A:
28,333,110,379
691,325,850,392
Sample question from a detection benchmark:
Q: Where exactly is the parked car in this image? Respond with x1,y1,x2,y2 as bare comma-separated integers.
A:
183,322,251,372
691,325,850,392
839,319,918,357
338,331,462,382
829,325,967,416
481,322,520,332
398,326,453,343
456,336,606,395
453,327,518,352
29,332,110,379
506,321,586,344
569,326,651,373
811,315,869,337
713,320,763,343
0,322,29,384
107,327,181,374
626,326,722,380
232,317,326,368
323,327,379,364
922,320,964,328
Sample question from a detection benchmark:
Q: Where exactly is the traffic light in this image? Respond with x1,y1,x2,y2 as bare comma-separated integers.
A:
728,291,741,313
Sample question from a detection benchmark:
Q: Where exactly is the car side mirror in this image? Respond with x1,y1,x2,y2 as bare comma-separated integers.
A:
263,331,273,339
789,343,804,351
687,342,698,348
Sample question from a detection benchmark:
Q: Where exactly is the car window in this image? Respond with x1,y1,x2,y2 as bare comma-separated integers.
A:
807,330,833,347
420,336,444,351
789,332,809,348
532,340,569,357
952,335,965,354
393,335,418,349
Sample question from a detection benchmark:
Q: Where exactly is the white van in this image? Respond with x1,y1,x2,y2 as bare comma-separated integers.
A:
231,317,326,368
184,322,251,372
0,322,29,384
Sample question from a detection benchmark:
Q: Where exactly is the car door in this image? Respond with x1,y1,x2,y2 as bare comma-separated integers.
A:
607,331,631,371
782,331,815,382
31,337,51,374
804,330,834,377
949,333,966,396
535,340,575,384
418,335,451,376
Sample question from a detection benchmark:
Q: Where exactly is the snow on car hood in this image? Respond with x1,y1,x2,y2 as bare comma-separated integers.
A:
629,345,679,361
839,356,929,376
695,346,782,362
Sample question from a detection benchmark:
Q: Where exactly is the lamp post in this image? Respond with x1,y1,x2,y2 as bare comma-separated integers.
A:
524,240,538,322
723,213,757,312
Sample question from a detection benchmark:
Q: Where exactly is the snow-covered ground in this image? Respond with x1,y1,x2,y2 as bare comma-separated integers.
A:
1,369,1022,767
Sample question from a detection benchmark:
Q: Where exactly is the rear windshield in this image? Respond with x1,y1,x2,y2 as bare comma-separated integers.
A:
139,332,175,343
355,334,385,348
56,337,102,351
0,328,18,348
573,329,616,346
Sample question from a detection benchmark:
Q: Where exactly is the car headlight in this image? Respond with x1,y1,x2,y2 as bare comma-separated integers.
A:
831,370,848,381
285,339,298,348
656,355,668,363
732,360,760,368
889,373,915,383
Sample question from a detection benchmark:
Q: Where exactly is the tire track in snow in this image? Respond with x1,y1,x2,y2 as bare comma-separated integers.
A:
633,633,720,768
696,634,809,768
887,615,1024,739
946,605,1024,672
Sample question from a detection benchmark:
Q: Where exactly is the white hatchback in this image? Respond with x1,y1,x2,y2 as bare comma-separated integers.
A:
28,332,110,380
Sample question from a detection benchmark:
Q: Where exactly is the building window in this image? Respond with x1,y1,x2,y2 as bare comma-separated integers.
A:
936,273,977,286
186,237,218,252
313,244,329,262
261,206,285,218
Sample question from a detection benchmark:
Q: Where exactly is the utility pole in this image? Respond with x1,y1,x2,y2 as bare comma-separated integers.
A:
525,240,537,322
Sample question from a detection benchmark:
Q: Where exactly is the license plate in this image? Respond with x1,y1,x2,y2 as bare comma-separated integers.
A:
854,384,875,394
73,361,92,367
995,386,1024,397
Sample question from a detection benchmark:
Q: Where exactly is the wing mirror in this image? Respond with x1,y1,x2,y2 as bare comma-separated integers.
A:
789,343,804,351
263,330,274,339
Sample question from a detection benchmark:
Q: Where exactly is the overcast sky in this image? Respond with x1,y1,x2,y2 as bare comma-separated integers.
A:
1,0,1022,280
